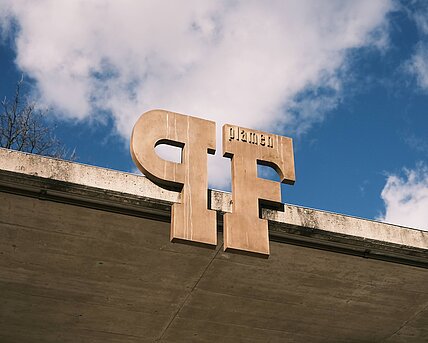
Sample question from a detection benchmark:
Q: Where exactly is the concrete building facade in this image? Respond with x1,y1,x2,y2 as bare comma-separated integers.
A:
0,148,427,342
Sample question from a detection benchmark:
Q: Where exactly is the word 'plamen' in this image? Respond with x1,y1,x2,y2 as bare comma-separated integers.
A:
131,110,295,257
228,126,274,148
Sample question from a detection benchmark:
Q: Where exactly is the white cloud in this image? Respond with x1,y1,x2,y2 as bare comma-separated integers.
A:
407,43,428,90
412,5,428,35
379,164,428,231
0,0,393,188
406,3,428,91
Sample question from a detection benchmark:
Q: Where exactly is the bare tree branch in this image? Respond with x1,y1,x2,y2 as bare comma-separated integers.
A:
0,77,76,160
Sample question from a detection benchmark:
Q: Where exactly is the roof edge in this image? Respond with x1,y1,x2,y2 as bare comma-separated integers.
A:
1,148,427,267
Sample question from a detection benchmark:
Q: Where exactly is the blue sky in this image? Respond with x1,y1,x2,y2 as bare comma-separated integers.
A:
0,0,427,230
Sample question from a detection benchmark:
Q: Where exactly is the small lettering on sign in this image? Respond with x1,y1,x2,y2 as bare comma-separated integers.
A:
229,126,273,148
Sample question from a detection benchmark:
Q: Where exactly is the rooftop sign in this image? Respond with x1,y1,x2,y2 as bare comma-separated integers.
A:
131,109,295,256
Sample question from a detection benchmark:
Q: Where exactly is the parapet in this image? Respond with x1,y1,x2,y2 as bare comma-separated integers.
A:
0,147,427,268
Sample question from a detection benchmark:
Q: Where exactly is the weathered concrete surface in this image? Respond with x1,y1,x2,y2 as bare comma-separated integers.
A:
0,148,179,203
0,148,428,341
0,191,427,342
1,148,425,267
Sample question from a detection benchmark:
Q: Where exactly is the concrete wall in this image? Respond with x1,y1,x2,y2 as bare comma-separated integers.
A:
0,148,427,267
0,148,427,341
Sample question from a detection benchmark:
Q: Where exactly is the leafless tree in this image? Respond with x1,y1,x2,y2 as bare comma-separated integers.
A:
0,77,75,159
